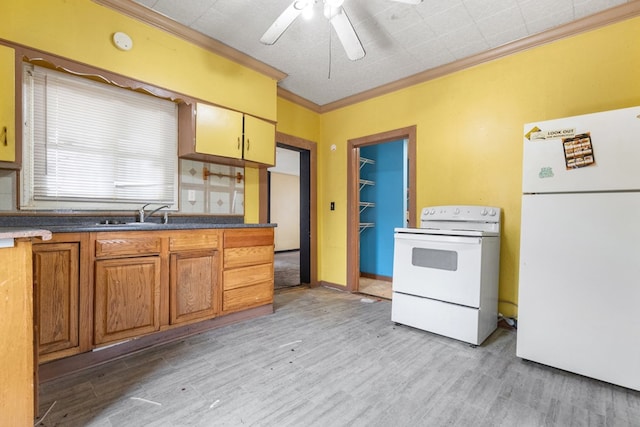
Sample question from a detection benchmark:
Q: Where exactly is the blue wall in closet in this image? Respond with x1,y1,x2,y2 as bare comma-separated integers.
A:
359,140,405,278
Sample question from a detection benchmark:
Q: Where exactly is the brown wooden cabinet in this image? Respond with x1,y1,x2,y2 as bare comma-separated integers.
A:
32,233,90,363
222,228,274,313
169,230,221,325
34,227,273,367
33,242,79,360
93,234,162,345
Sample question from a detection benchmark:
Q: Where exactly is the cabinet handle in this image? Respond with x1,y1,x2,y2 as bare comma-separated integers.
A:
247,138,250,151
2,126,6,146
237,137,240,150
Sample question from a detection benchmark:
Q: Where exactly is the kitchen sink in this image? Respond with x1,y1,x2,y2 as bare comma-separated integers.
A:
95,221,167,227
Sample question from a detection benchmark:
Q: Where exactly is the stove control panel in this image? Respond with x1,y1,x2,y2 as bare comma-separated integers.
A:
420,205,501,225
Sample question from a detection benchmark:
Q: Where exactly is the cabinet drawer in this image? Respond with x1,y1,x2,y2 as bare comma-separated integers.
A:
224,246,273,269
224,228,274,248
223,263,273,291
95,237,161,258
169,231,220,251
223,282,273,312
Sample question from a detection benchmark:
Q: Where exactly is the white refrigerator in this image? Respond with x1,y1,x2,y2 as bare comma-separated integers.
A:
517,105,640,391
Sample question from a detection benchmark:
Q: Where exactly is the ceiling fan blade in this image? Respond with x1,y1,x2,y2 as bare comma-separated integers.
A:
260,1,306,45
389,0,423,4
328,7,365,61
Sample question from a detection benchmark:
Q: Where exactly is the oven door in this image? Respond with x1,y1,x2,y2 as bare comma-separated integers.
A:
392,232,483,308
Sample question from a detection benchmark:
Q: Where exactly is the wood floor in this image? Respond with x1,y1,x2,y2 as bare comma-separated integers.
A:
274,250,301,289
37,287,640,426
358,276,392,300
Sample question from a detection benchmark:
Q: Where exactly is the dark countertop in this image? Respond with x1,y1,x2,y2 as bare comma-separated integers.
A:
41,222,276,233
0,215,275,234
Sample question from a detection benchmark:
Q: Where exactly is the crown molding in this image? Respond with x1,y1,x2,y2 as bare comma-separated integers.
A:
317,0,640,113
94,0,640,113
277,87,321,112
92,0,287,81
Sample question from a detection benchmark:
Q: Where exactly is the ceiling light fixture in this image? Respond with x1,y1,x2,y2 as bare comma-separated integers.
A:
261,0,423,60
301,0,315,20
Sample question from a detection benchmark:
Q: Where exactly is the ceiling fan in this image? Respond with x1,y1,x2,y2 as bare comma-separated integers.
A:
260,0,424,61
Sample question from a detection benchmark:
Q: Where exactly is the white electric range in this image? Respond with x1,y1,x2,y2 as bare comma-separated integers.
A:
392,205,501,345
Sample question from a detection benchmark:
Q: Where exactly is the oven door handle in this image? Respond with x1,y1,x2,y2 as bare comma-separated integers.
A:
394,232,481,245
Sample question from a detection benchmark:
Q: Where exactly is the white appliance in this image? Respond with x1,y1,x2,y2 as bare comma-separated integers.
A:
517,105,640,391
392,205,501,345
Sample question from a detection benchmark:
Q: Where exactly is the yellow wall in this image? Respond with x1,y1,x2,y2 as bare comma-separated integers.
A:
243,167,260,224
276,97,321,142
0,0,276,121
277,16,640,317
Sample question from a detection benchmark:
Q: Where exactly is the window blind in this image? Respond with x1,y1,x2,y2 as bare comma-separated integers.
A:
21,63,178,210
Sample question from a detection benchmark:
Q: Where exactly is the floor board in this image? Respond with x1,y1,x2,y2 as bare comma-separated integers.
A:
37,287,640,426
359,276,392,300
274,250,301,289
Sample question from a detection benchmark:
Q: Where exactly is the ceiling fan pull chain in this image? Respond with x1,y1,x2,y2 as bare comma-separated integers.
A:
328,24,332,80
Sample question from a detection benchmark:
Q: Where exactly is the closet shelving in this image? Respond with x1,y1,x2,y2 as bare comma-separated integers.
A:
359,156,375,233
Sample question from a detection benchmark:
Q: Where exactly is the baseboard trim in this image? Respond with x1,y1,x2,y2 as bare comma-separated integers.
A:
39,304,274,383
319,281,349,292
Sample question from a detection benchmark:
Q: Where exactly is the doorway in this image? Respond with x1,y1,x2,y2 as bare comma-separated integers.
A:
347,126,417,294
265,132,318,289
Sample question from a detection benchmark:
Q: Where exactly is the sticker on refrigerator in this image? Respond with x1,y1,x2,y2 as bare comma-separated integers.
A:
562,133,595,169
526,127,576,141
538,167,554,179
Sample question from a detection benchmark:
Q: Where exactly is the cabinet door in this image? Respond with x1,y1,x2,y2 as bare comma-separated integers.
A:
94,257,161,345
170,249,219,325
32,243,80,361
243,115,275,166
195,103,243,159
0,44,15,163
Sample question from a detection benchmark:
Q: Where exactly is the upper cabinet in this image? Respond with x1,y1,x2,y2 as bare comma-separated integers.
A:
243,114,276,165
195,103,243,160
0,44,15,165
179,102,275,167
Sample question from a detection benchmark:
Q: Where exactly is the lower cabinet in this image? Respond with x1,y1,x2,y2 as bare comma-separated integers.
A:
32,233,89,363
169,230,221,325
33,242,79,360
170,250,219,324
35,227,272,362
93,233,162,345
94,256,161,345
223,228,274,313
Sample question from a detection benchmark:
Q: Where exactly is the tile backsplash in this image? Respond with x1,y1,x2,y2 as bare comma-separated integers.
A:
0,170,16,211
179,160,244,215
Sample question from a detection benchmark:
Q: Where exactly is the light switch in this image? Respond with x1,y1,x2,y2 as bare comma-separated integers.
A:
188,190,196,202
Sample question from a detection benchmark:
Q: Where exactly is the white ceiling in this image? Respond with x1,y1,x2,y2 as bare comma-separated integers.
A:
130,0,630,106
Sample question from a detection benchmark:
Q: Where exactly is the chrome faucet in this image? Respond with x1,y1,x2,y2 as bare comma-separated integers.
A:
138,204,170,223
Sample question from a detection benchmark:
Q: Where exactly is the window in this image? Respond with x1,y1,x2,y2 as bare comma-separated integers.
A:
21,63,178,210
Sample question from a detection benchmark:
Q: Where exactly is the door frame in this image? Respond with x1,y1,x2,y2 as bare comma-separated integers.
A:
260,131,318,286
346,126,417,292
